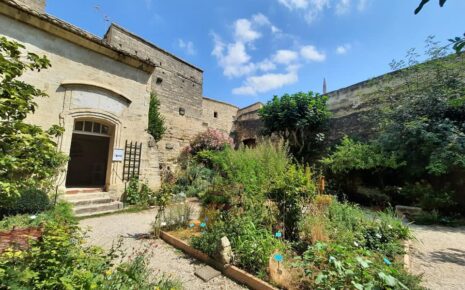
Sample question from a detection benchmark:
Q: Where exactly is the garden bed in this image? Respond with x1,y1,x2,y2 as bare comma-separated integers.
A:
160,231,278,290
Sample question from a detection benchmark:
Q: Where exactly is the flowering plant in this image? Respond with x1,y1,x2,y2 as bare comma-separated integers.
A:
189,129,233,155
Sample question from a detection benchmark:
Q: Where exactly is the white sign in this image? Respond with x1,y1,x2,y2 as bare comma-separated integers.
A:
113,149,124,162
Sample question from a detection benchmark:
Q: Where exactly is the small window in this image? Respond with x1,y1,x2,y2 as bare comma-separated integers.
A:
84,121,93,132
101,125,109,135
93,122,101,133
74,121,84,131
179,107,185,116
214,112,218,118
156,77,163,85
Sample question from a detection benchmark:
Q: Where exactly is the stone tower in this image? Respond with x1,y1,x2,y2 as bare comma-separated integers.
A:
323,78,327,95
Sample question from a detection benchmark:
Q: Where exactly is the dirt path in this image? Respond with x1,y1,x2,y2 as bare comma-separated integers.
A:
410,224,465,290
79,205,246,290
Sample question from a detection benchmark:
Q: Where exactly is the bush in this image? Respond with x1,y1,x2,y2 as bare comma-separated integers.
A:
191,215,286,277
123,178,156,206
188,128,233,155
0,203,181,289
268,164,316,241
296,242,420,289
147,93,166,142
1,188,51,217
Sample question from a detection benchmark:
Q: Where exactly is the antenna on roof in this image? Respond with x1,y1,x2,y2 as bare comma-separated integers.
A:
323,78,327,95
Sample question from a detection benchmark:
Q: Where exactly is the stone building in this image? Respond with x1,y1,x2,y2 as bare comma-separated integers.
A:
0,0,241,212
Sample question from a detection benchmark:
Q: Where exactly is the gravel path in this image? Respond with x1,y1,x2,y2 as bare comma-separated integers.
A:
79,205,246,290
410,224,465,290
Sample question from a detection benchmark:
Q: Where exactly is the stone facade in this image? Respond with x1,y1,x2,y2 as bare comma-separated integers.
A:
233,102,264,147
0,0,248,197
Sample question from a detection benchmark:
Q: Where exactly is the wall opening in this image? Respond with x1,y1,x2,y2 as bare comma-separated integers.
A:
66,120,112,188
242,138,257,148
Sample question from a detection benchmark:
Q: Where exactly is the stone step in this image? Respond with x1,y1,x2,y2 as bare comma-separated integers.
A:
68,197,114,207
65,187,104,194
63,192,111,201
74,201,124,217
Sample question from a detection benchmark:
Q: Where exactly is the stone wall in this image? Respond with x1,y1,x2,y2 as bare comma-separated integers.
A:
202,97,238,134
234,102,264,146
0,10,159,196
14,0,45,12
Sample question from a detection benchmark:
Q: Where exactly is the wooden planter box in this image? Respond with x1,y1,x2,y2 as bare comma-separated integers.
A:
0,227,43,253
160,231,278,290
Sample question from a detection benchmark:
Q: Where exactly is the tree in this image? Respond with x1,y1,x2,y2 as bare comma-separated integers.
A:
415,0,464,54
259,91,331,162
0,37,67,200
147,93,165,142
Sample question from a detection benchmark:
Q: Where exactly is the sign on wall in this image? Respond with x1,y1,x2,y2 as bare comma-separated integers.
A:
112,149,124,162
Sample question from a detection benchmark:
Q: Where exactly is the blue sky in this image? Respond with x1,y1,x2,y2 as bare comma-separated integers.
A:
46,0,465,108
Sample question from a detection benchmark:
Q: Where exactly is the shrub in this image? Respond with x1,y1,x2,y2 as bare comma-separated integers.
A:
189,128,233,155
296,242,420,289
268,164,316,241
123,178,156,206
0,203,181,289
1,188,51,217
147,93,166,142
191,215,286,276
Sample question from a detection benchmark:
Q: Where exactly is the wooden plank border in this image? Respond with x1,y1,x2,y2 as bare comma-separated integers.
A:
160,231,278,290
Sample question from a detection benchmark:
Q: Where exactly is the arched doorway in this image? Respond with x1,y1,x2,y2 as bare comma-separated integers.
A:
65,119,113,188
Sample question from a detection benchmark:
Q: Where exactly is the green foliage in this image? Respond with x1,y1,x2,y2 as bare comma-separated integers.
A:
259,91,331,161
327,202,410,258
147,93,165,142
0,188,51,217
268,164,316,240
322,136,403,174
0,203,181,289
123,178,156,206
191,215,285,276
296,242,420,289
172,160,214,198
0,37,68,199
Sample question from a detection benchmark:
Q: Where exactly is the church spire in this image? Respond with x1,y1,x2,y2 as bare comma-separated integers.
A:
323,78,327,95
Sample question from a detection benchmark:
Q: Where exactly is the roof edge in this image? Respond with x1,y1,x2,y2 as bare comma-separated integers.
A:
106,23,203,73
0,0,156,73
202,97,238,109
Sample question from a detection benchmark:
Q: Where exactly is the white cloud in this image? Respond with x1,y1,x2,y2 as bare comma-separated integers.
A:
178,39,196,55
335,0,351,15
233,66,299,96
257,59,277,72
234,19,261,43
277,0,369,23
300,45,326,61
336,43,351,54
273,49,299,64
213,38,255,78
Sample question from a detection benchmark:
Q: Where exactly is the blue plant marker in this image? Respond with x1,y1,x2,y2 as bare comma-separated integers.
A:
273,253,283,263
200,222,207,228
275,232,282,238
383,257,392,266
189,223,195,228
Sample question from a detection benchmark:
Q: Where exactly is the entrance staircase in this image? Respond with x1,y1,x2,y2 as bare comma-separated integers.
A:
63,188,124,218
